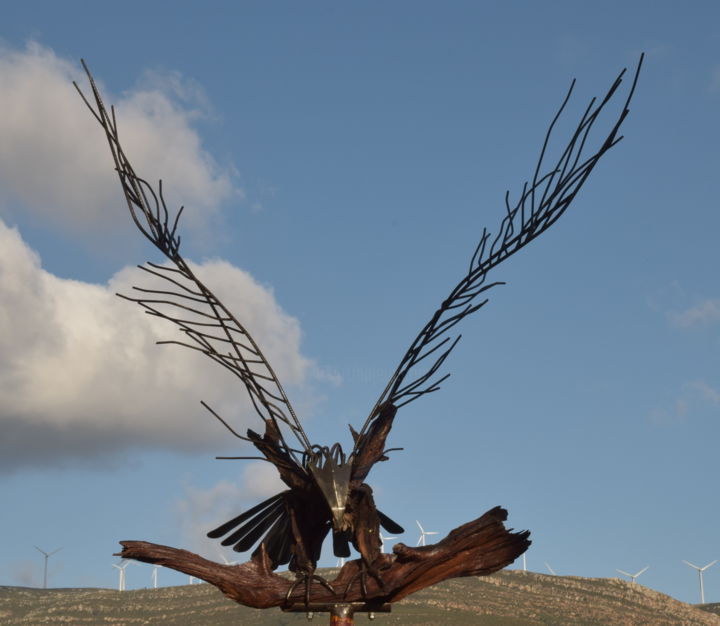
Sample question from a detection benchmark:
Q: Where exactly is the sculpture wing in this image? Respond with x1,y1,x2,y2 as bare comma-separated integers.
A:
353,55,644,452
75,62,312,458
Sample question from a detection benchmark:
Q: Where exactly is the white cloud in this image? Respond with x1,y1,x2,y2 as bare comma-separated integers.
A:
648,398,688,426
648,379,720,426
668,298,720,327
686,380,720,405
0,41,237,237
0,218,312,471
176,462,285,558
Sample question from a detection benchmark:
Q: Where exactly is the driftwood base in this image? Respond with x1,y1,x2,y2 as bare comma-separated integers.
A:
115,506,529,611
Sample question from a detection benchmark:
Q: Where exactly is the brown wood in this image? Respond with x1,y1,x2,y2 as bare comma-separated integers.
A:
115,506,529,609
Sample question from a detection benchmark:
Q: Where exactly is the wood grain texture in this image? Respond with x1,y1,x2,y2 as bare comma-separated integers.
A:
116,506,529,610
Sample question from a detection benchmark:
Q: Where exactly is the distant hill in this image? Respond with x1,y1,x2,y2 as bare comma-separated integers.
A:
1,570,719,625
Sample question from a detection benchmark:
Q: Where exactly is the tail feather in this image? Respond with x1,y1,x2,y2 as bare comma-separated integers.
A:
378,509,404,535
223,499,285,550
207,491,287,539
208,490,297,568
254,510,292,567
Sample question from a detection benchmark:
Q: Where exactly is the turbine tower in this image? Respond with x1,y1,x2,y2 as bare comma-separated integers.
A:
336,557,346,568
34,546,62,589
616,566,649,584
151,565,160,589
415,520,438,546
112,560,130,592
379,532,397,552
683,560,718,604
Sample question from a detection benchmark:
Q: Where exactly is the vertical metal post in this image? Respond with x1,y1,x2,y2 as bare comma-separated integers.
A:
284,601,387,622
329,603,354,625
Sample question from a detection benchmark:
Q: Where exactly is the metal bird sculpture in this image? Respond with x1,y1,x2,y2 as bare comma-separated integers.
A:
76,55,642,602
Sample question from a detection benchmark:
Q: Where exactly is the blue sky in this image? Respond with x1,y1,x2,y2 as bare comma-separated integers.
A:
1,0,719,607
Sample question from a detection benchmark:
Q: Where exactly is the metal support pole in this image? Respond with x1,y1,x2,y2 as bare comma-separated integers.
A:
330,603,354,625
284,601,390,624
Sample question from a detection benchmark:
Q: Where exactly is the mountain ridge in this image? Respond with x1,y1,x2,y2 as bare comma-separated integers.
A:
1,569,718,625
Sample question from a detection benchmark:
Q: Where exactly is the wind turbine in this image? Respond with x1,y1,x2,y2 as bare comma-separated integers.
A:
112,560,131,591
151,565,160,589
683,560,718,604
34,546,62,589
415,520,438,546
616,566,649,584
379,532,397,552
545,562,556,576
219,553,238,566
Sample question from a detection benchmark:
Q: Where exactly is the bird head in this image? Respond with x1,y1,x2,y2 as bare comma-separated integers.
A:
306,443,352,531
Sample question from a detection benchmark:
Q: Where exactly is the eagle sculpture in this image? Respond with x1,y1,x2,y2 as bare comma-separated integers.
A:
76,55,642,602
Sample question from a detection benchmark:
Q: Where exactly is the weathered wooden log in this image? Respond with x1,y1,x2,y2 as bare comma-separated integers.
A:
115,506,529,609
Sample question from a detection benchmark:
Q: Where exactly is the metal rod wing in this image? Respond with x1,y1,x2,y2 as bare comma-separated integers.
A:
354,55,644,450
74,61,312,458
